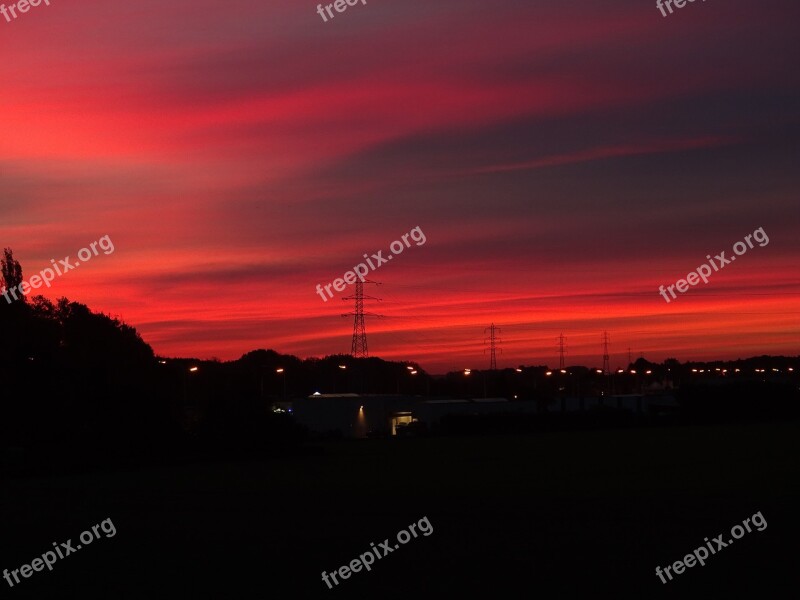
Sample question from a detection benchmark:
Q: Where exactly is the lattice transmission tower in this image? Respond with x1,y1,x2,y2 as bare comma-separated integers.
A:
557,333,567,370
342,279,382,358
601,331,611,375
484,323,502,370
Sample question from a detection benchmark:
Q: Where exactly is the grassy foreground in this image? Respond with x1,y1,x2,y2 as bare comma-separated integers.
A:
1,420,798,598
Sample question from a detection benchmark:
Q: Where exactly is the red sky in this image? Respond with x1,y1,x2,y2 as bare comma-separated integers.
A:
2,0,799,372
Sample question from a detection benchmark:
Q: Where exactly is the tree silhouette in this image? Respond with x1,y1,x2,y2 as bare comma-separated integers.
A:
1,247,24,302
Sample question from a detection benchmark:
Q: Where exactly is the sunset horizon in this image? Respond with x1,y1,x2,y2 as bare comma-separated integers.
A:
3,1,799,596
3,0,798,374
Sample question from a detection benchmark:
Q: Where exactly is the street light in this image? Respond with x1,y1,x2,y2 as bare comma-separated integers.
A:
183,366,199,406
276,368,286,399
463,368,485,398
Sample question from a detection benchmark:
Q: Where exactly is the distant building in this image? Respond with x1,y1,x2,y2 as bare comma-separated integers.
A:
292,392,680,438
292,394,417,438
413,398,526,426
294,395,534,438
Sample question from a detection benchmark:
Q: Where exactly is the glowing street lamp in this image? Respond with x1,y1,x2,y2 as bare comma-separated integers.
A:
336,364,348,393
276,368,286,399
463,368,485,397
183,366,199,406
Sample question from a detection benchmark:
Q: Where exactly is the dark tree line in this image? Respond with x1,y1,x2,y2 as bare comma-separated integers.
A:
1,248,174,472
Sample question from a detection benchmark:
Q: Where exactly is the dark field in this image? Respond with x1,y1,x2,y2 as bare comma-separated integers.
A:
2,420,798,598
